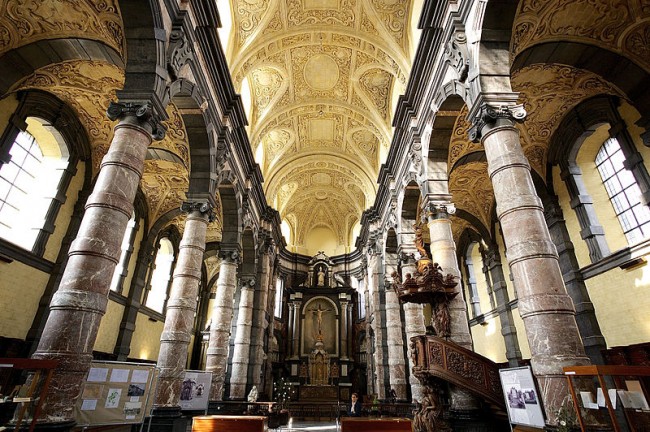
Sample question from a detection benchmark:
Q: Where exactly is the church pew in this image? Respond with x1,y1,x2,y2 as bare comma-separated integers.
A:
340,417,413,432
191,415,268,432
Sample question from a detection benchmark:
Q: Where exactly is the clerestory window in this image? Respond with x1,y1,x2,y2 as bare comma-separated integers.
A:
595,137,650,245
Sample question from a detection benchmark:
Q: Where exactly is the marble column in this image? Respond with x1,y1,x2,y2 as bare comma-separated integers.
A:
287,303,296,357
31,102,165,423
206,249,240,401
469,100,590,425
340,300,349,360
384,284,407,400
291,300,302,358
229,278,255,399
483,244,522,366
249,240,275,391
399,253,426,403
426,203,480,412
367,249,387,399
155,201,213,407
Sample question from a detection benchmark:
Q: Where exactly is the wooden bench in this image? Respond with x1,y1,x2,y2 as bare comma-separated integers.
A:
191,415,268,432
340,417,413,432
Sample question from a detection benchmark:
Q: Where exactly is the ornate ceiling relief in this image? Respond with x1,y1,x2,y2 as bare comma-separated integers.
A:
206,193,224,243
512,0,650,72
141,161,188,228
0,0,124,58
449,162,494,231
511,64,623,177
235,0,273,47
11,60,124,175
447,105,484,170
229,0,414,254
151,104,191,170
450,216,476,247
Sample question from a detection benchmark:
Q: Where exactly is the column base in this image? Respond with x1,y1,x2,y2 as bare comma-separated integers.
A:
147,406,188,432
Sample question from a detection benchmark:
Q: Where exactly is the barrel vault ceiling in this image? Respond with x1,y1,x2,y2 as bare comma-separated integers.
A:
224,0,419,255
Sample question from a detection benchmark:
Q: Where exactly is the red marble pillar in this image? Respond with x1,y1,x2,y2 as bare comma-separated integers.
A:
155,202,212,407
31,102,165,423
470,101,590,425
205,250,240,401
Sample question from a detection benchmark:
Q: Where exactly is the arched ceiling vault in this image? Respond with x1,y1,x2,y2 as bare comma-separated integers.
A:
226,0,417,255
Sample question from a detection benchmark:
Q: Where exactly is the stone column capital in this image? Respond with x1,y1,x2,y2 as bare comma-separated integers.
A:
219,247,242,264
398,251,417,266
426,202,456,220
468,101,527,143
241,277,256,289
107,101,167,140
181,200,216,222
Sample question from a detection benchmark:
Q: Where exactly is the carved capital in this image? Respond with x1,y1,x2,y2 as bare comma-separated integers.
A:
219,248,241,264
106,101,166,140
427,202,455,220
398,251,417,266
468,103,526,143
242,277,256,288
181,201,216,222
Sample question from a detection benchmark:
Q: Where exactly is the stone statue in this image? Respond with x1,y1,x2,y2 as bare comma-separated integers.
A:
247,385,258,403
317,266,326,286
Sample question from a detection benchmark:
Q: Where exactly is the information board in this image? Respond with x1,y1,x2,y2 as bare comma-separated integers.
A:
74,361,156,427
179,370,212,411
499,366,545,428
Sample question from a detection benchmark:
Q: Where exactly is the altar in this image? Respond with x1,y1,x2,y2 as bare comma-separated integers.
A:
284,252,357,402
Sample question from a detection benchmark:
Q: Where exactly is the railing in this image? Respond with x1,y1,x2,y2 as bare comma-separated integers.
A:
207,401,415,421
411,335,505,409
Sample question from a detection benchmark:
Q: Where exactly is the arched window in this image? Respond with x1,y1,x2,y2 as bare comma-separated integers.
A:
0,118,68,250
274,277,284,318
595,137,650,245
145,237,175,313
109,214,137,293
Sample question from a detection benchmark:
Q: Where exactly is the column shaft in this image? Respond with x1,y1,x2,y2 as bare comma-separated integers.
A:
385,289,407,400
206,256,239,400
229,283,255,399
249,249,273,391
32,114,153,422
155,206,209,407
479,111,589,424
401,260,426,403
368,253,387,399
291,301,302,358
340,301,349,360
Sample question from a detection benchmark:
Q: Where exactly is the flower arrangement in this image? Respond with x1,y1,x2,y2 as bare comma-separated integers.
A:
556,399,578,432
273,377,294,412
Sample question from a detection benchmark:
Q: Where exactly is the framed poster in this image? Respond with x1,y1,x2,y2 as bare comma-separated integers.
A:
179,370,212,411
74,361,155,427
499,366,545,428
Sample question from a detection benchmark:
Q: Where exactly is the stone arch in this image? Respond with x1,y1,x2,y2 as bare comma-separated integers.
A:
117,0,167,103
167,79,216,200
218,182,241,248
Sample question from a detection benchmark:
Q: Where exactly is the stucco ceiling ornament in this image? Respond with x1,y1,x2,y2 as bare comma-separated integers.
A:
0,0,124,58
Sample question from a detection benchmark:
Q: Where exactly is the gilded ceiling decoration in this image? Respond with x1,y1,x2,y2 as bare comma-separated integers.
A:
10,60,124,174
0,0,124,58
512,64,623,177
448,105,483,170
450,215,476,247
512,0,650,72
227,0,415,254
449,162,494,231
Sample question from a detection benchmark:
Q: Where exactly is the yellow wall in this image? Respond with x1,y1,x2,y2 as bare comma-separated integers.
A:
130,313,164,361
0,261,49,339
585,265,650,347
512,307,531,359
494,225,517,301
471,315,507,363
94,300,125,353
